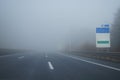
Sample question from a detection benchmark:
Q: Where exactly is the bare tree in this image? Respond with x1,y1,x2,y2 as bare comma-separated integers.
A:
111,8,120,52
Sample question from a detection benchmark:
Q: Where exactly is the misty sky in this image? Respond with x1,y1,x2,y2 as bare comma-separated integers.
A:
0,0,120,51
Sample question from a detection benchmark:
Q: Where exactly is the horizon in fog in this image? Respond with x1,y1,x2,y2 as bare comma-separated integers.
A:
0,0,120,51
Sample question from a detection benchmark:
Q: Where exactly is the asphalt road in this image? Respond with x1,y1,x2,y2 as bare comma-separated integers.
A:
0,52,120,80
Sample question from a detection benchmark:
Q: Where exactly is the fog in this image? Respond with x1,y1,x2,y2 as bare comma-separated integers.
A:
0,0,120,52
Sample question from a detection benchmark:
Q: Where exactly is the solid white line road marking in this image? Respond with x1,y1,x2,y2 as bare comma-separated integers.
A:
18,56,24,59
60,54,120,71
76,57,120,71
48,61,54,70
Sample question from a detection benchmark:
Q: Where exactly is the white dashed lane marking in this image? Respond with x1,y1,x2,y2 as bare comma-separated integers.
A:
48,61,54,70
18,56,24,59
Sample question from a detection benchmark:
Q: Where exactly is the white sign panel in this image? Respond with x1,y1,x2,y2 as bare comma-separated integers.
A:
96,24,110,48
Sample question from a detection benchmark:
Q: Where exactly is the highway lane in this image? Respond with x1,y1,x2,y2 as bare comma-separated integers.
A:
0,52,120,80
47,53,120,80
0,52,53,80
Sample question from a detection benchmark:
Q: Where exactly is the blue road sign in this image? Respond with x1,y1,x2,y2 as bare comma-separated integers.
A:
104,24,109,27
96,28,109,33
101,24,110,28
